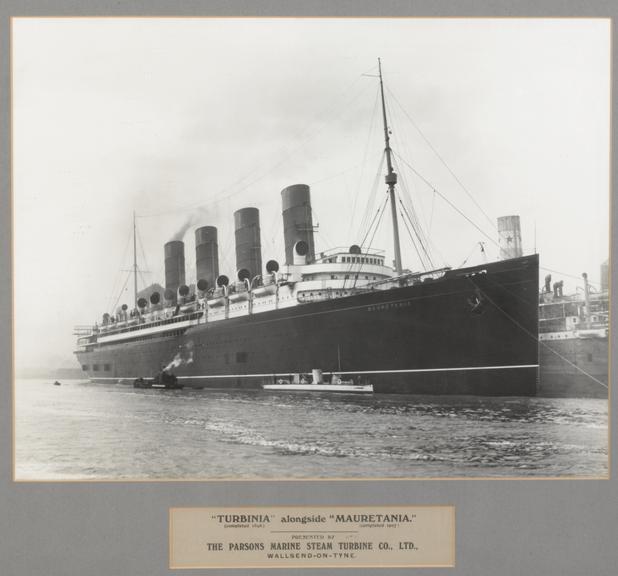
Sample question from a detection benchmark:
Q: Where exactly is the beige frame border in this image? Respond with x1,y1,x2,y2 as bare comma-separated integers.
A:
10,15,612,483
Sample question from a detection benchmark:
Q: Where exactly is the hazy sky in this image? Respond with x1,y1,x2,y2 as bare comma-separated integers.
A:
13,18,610,370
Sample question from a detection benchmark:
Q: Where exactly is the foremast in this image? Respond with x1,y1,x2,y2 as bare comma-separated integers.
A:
133,211,138,310
378,58,403,275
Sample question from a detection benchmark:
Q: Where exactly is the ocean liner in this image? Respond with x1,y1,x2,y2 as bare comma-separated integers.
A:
74,61,539,395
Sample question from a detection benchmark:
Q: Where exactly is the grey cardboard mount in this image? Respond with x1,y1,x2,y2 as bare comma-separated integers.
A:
1,1,616,575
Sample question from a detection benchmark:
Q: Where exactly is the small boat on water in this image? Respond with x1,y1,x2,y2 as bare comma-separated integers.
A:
262,369,373,394
133,370,184,390
53,381,61,386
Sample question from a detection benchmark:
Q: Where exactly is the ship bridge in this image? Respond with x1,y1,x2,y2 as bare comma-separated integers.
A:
288,245,394,287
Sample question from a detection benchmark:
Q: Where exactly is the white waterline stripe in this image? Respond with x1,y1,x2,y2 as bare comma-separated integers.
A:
316,364,539,376
88,364,538,381
121,364,538,380
176,365,539,379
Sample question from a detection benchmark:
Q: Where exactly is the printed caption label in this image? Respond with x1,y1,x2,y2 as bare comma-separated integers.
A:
170,505,455,569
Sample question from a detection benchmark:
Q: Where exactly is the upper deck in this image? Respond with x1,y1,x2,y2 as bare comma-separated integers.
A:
74,246,452,351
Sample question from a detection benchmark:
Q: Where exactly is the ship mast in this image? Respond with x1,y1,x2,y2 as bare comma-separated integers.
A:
582,272,590,327
133,211,138,310
378,58,403,275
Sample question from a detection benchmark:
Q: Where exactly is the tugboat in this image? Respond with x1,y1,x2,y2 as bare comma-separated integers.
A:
133,369,184,390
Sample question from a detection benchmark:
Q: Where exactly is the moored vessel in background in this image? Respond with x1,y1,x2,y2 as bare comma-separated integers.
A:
538,269,609,398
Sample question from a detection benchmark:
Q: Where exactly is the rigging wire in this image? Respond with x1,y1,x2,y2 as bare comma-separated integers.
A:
399,208,430,272
387,107,603,284
540,266,601,288
220,215,238,276
342,195,388,289
264,206,284,260
359,195,389,254
458,242,485,268
138,269,149,291
218,232,235,276
397,197,430,268
386,101,448,268
136,224,153,290
110,271,132,315
397,195,434,270
391,153,448,269
309,206,335,253
226,81,375,203
309,164,362,187
356,152,386,244
428,189,437,234
390,149,419,232
138,74,375,219
393,150,499,249
468,277,608,390
386,86,498,232
349,196,389,289
106,229,133,315
387,99,434,244
392,158,434,266
363,199,388,256
349,85,381,238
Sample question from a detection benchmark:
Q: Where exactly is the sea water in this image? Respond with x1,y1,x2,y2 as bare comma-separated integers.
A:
14,379,608,480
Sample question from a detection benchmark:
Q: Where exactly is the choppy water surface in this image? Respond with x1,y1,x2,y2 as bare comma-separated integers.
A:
15,379,608,480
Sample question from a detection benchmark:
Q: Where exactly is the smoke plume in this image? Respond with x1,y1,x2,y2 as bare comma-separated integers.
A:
164,341,194,371
170,215,197,242
169,205,218,242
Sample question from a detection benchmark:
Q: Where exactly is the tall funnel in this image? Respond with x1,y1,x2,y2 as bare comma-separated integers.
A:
195,226,219,290
234,207,262,279
601,259,609,292
164,241,185,299
282,184,315,265
498,215,523,260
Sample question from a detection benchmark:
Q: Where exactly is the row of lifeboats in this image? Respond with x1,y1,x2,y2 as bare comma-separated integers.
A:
207,275,279,307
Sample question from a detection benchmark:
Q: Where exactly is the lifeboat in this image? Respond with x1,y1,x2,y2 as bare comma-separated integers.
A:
228,281,250,302
252,275,277,296
207,287,226,308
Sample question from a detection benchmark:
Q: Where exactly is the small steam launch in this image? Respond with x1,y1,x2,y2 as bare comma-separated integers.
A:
74,61,539,396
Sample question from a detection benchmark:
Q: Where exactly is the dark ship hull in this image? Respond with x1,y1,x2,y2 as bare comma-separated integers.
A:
76,254,539,396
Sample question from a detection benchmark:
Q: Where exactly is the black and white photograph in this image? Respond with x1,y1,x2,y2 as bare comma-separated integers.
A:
13,17,609,480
